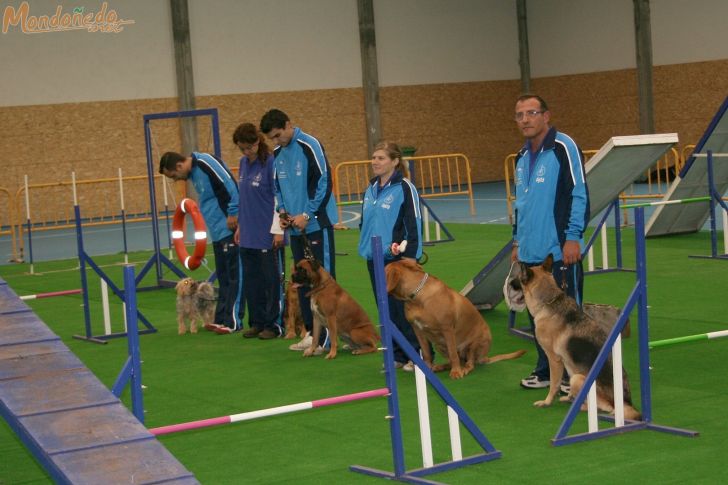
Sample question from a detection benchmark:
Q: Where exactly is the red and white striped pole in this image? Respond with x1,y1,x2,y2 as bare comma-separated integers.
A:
149,388,389,436
19,289,82,301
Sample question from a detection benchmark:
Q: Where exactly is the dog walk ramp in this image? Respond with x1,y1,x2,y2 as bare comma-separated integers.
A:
462,133,678,308
0,277,199,485
646,96,728,237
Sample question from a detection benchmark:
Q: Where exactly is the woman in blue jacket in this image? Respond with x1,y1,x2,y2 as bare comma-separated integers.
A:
233,123,284,340
358,141,423,369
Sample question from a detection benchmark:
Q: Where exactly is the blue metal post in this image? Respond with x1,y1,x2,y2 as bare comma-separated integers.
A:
143,119,164,283
613,199,624,268
73,205,94,342
25,218,33,268
706,150,718,258
371,236,406,478
120,208,129,259
123,264,145,423
635,207,653,422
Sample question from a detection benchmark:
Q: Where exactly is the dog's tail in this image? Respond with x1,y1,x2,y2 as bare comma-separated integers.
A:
481,349,527,364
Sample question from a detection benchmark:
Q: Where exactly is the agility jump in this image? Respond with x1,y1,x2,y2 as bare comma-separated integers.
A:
143,236,502,484
550,207,698,446
69,172,157,344
149,388,390,436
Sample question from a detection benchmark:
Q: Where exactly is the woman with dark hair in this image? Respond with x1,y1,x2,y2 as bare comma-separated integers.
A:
233,123,284,340
358,141,423,369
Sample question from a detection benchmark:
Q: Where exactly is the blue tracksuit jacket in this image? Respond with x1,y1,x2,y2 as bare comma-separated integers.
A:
273,127,338,235
237,153,276,250
189,152,239,242
512,127,589,263
358,171,423,261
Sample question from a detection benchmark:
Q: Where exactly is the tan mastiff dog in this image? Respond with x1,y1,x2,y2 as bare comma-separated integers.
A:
386,259,526,379
291,259,379,359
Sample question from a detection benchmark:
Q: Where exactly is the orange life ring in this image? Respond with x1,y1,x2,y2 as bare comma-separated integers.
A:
172,198,207,270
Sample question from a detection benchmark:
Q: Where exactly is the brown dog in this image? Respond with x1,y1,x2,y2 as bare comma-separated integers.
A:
512,255,641,420
175,277,216,335
291,259,379,359
283,265,307,340
386,259,526,379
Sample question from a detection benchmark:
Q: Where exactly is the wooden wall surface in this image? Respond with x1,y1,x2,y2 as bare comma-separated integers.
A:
1,59,726,227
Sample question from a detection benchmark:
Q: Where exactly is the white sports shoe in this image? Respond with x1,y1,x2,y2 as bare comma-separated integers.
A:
288,334,313,351
312,345,325,356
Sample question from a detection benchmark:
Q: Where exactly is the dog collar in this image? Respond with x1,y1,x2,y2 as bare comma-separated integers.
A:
305,276,332,297
407,273,429,300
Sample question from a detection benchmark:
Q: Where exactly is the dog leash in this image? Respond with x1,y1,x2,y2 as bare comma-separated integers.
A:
407,272,429,300
280,213,316,261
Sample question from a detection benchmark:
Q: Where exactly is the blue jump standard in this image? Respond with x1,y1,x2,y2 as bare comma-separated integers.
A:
0,277,199,485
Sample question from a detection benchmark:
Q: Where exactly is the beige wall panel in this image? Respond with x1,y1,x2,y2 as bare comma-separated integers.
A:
380,81,522,182
196,88,369,171
3,59,727,229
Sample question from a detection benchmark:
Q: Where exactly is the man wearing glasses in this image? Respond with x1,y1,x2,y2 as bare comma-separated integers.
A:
510,94,590,392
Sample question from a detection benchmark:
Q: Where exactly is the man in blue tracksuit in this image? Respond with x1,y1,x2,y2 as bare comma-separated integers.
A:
260,109,338,353
159,151,242,333
510,94,590,391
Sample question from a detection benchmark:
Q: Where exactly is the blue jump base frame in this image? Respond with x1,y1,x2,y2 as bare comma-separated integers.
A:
350,237,501,484
551,207,698,446
0,269,198,484
687,150,728,261
71,204,157,344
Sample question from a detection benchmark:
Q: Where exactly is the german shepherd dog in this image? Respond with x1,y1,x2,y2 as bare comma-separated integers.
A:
511,255,641,420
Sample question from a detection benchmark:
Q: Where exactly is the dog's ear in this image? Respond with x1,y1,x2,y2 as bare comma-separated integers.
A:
519,263,533,283
385,264,401,293
309,259,321,271
543,254,554,272
402,258,420,271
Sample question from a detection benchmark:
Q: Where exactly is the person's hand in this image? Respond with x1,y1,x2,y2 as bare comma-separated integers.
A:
227,215,238,231
272,233,284,250
291,214,309,231
511,245,519,262
278,211,291,229
233,227,240,245
562,240,581,265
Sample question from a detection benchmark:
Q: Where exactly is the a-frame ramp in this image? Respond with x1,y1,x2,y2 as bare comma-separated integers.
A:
0,277,198,484
646,96,728,236
462,133,678,309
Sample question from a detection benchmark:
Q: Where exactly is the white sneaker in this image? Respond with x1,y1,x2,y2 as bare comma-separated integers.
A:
402,361,415,372
288,334,312,351
312,345,325,356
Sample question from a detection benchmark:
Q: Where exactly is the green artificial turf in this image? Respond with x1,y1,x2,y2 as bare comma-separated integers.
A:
1,224,727,484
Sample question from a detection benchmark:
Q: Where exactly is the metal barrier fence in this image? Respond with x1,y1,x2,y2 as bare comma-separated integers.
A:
0,186,20,262
5,172,189,263
503,146,690,225
333,153,476,223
